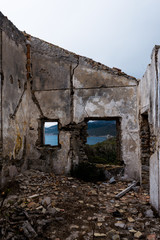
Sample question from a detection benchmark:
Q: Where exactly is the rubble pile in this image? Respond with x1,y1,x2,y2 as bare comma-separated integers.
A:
0,170,159,239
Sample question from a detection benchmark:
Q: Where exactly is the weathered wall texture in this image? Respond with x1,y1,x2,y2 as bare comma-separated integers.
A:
0,12,141,187
140,46,160,214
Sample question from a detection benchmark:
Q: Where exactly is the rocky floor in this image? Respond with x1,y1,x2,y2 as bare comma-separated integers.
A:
0,169,159,240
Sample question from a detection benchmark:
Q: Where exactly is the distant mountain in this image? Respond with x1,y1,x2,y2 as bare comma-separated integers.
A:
87,120,116,137
45,120,116,136
45,125,58,135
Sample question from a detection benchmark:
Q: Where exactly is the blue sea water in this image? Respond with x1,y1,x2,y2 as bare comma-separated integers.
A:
45,135,106,146
45,135,58,146
87,136,107,145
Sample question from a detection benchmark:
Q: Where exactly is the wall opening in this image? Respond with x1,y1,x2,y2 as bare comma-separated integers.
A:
140,113,150,189
85,119,122,166
44,121,59,146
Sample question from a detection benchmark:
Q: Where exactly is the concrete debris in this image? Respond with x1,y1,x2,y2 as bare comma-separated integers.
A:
134,231,143,238
145,209,154,218
0,170,159,239
109,176,116,184
114,221,126,228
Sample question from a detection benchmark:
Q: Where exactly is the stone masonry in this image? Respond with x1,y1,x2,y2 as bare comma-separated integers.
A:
0,12,160,215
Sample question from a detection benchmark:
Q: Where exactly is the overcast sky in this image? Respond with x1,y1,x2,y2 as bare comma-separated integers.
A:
1,0,160,79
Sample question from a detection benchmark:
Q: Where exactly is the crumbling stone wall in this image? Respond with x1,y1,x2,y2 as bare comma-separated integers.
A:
0,12,141,187
140,45,160,214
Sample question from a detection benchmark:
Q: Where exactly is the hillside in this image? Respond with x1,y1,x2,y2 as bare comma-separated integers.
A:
87,120,116,136
85,137,118,165
45,120,116,136
45,125,58,135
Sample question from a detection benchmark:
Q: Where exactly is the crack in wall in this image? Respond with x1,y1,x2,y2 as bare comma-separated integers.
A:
31,92,44,117
74,85,137,90
70,57,79,123
26,34,44,117
34,88,70,92
10,87,26,119
69,57,80,169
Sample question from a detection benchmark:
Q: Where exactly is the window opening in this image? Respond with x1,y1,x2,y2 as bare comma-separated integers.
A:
44,121,59,146
85,119,121,165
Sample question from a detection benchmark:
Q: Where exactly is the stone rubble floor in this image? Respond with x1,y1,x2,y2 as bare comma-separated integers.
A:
0,170,160,240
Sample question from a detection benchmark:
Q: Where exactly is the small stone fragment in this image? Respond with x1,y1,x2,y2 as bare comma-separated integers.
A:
134,231,143,238
94,233,106,237
115,221,126,229
70,225,79,229
145,209,154,218
97,223,102,227
42,207,46,214
109,177,116,184
128,217,135,222
28,194,39,199
42,196,51,206
129,229,137,233
47,207,57,215
22,221,37,238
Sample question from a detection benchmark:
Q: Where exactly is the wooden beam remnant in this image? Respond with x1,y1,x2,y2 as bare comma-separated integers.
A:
115,181,138,199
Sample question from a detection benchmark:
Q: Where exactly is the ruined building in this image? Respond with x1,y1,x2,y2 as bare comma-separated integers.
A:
0,12,160,215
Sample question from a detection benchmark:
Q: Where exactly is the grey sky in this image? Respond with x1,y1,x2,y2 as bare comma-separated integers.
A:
1,0,160,78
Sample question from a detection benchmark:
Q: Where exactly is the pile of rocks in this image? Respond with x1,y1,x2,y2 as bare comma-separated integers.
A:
0,169,159,239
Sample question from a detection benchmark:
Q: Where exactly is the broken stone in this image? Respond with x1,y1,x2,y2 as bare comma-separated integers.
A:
42,207,46,214
22,221,37,238
70,224,79,229
129,229,137,233
109,177,116,184
28,194,39,199
114,221,126,229
145,209,154,218
47,207,57,215
127,217,135,222
42,196,51,206
0,169,159,239
134,231,143,238
94,233,106,237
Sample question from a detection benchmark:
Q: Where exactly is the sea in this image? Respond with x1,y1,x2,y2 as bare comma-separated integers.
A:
87,136,106,145
45,134,106,146
45,135,58,146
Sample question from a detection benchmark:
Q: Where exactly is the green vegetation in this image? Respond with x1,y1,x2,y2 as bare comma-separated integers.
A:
85,137,120,165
